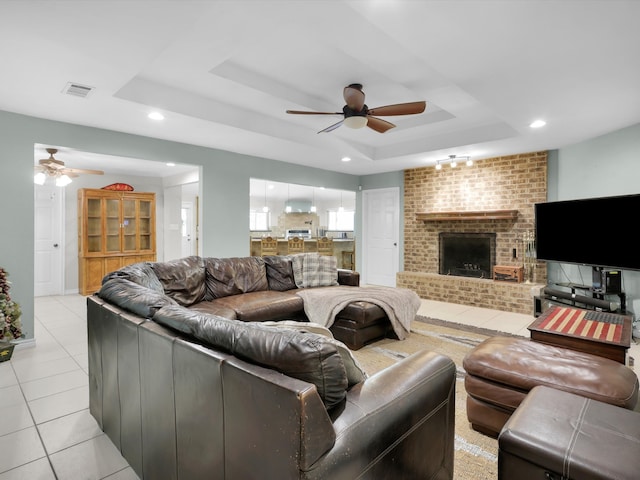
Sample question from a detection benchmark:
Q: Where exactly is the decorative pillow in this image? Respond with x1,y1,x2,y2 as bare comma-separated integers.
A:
301,254,338,288
291,252,317,288
153,305,348,409
262,321,367,387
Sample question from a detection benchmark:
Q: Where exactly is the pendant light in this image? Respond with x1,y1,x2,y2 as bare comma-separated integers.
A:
285,185,292,213
262,182,269,213
310,188,317,213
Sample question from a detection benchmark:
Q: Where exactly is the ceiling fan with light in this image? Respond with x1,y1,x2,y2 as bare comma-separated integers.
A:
286,83,426,134
34,148,104,186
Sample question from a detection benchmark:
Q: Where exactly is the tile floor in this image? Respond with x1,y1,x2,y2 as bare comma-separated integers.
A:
1,295,637,479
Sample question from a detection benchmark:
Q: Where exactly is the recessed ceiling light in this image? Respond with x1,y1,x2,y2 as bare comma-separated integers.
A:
530,119,546,128
148,111,164,121
166,162,175,167
341,156,351,162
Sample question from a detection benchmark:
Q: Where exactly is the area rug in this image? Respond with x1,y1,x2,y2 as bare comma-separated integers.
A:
351,315,510,480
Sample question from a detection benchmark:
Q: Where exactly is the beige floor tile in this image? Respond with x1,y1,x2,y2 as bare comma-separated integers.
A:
38,409,102,455
28,385,89,425
0,458,56,480
20,369,88,402
0,427,47,474
12,356,80,384
48,434,130,480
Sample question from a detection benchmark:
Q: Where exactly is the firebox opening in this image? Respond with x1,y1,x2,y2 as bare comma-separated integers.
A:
439,233,496,279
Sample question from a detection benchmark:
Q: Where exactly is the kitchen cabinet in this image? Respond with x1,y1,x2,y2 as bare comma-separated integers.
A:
78,188,156,295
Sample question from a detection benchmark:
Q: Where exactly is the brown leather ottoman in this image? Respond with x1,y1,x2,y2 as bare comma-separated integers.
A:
462,336,639,437
329,301,393,350
499,385,640,480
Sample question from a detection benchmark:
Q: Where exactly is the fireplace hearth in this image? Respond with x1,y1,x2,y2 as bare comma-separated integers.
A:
439,233,496,279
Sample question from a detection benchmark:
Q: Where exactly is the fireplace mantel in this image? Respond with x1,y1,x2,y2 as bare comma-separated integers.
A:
416,209,518,222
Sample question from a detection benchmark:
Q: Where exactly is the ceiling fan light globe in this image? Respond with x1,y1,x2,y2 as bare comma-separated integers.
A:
56,174,72,187
343,116,368,129
34,172,46,185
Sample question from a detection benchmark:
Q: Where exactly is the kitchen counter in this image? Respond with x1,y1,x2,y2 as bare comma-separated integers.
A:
249,237,355,268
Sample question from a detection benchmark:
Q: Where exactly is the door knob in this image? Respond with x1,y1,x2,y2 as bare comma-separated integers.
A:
53,243,59,248
393,242,397,246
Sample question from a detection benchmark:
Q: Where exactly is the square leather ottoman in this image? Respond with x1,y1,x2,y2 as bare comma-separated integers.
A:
499,385,640,480
463,336,639,437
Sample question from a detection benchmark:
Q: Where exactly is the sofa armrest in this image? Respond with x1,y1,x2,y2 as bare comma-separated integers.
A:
303,350,456,479
337,269,359,286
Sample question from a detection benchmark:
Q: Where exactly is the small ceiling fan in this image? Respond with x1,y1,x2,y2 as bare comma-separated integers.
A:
286,83,426,133
34,148,104,186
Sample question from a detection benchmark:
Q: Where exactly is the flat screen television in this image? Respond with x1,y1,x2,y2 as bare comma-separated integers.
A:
534,193,640,271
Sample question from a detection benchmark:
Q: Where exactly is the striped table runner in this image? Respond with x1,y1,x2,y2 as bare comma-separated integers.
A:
536,306,623,343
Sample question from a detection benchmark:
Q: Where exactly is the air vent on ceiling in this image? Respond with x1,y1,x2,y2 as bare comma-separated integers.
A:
62,82,94,98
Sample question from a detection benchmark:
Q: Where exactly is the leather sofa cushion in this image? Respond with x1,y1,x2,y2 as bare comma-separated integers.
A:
337,301,387,325
152,305,348,409
187,301,238,319
262,255,297,291
463,336,639,409
102,261,164,293
151,256,206,306
204,257,269,300
209,290,304,322
261,320,367,387
98,277,178,318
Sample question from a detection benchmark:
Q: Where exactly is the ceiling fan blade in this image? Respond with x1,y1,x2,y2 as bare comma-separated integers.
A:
318,120,344,133
366,116,396,133
63,167,105,175
343,84,365,111
286,110,342,115
39,158,65,169
368,101,426,117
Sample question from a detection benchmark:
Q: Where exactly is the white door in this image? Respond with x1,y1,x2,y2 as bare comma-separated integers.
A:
362,187,400,286
181,201,194,257
34,185,64,296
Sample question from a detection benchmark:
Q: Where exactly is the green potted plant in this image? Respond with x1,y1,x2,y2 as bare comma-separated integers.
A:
0,267,23,362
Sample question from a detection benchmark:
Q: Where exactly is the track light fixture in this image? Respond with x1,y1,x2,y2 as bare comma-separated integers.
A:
434,154,472,170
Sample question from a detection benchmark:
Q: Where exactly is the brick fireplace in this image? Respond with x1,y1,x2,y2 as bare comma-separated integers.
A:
397,151,548,315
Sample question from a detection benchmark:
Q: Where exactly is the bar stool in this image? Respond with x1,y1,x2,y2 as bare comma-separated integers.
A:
316,237,334,256
287,236,305,254
260,236,278,256
342,250,355,270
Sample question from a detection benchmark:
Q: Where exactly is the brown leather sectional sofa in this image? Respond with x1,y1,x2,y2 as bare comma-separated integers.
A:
100,255,391,349
88,254,457,479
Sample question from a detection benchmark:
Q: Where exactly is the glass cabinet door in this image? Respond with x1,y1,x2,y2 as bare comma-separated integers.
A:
122,198,137,252
139,199,152,251
86,198,102,253
105,198,121,252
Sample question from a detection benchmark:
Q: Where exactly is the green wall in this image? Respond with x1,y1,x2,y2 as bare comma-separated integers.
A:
4,105,637,341
0,109,362,341
547,123,640,318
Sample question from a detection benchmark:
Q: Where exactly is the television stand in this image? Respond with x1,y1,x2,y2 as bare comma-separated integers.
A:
534,283,626,317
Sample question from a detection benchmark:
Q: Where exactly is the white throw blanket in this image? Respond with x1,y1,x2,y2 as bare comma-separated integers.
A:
295,285,420,340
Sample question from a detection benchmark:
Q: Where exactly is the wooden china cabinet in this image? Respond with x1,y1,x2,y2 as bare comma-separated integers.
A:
78,188,156,295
